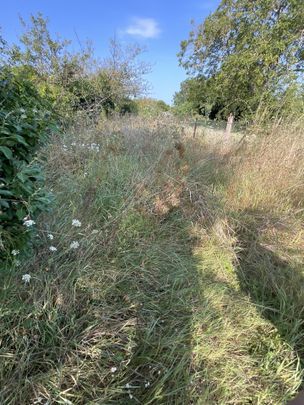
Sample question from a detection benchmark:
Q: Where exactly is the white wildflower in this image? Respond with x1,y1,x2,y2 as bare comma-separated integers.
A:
70,241,80,250
72,219,81,227
22,274,31,284
49,246,57,252
144,382,150,388
110,366,117,373
128,391,133,399
23,216,36,228
47,234,54,240
125,383,131,389
23,219,36,227
15,260,21,267
89,143,100,152
12,249,20,256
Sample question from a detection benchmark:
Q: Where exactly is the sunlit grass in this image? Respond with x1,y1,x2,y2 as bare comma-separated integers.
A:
1,116,303,404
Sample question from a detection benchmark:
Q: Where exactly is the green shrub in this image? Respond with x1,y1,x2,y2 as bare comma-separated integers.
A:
0,67,57,260
135,98,170,117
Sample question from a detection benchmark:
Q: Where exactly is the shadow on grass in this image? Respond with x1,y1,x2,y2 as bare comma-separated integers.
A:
0,208,210,404
109,210,205,404
235,209,304,362
1,140,302,404
188,140,304,372
111,206,301,402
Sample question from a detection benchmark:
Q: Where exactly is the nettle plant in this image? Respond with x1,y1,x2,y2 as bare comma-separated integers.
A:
0,67,56,260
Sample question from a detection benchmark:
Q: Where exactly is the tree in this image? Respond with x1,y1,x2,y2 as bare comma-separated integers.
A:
173,77,210,116
10,13,93,83
179,0,304,119
69,39,151,116
135,98,170,117
0,30,9,65
8,14,151,117
104,38,150,98
0,32,6,55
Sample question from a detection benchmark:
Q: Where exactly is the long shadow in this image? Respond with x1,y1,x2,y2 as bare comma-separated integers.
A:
3,141,303,403
186,139,304,367
234,209,304,361
109,209,210,404
183,141,304,402
0,208,221,404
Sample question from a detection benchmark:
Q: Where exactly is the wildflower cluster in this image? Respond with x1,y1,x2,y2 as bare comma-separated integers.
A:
19,218,82,284
22,274,31,284
62,141,100,153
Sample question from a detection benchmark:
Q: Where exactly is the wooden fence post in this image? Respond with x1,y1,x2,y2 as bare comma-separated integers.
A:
193,117,198,138
224,113,234,141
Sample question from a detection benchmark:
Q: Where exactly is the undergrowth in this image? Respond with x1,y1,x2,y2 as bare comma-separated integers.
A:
1,116,303,404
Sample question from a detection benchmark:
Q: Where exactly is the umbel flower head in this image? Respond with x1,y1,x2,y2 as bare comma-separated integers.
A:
22,274,31,284
49,246,57,252
72,219,81,227
70,241,80,250
23,219,36,227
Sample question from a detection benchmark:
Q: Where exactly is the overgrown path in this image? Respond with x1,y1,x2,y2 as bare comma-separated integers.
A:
1,119,302,404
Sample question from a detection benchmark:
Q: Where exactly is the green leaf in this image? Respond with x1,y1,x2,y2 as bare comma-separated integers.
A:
0,200,10,208
16,172,27,183
10,135,29,146
0,146,13,159
0,190,13,196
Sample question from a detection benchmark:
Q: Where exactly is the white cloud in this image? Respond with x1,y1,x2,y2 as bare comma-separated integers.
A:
125,18,161,39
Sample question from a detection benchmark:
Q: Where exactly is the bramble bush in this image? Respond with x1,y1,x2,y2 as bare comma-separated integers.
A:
0,67,57,260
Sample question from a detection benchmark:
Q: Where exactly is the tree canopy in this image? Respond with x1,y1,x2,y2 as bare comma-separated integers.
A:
178,0,304,119
6,14,150,117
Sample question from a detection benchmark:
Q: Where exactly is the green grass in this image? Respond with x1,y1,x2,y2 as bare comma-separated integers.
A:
1,117,303,404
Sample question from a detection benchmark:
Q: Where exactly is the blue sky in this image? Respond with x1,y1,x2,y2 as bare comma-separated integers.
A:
0,0,220,104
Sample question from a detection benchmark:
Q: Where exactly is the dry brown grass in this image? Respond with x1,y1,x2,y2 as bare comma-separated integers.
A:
2,115,304,404
226,121,304,214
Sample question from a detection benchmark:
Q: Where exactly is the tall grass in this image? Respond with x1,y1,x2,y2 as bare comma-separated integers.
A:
0,115,303,404
224,119,304,365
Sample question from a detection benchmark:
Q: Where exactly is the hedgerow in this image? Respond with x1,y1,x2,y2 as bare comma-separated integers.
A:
0,67,57,260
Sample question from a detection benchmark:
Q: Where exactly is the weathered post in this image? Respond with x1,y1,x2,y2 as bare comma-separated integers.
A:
224,113,234,141
193,117,198,138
